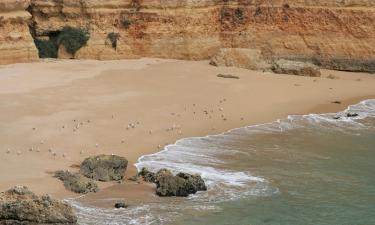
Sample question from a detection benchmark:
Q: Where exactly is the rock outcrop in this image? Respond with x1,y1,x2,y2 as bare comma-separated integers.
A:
210,48,272,71
54,170,98,194
271,59,321,77
139,168,207,197
1,1,375,72
0,0,38,65
0,186,77,224
80,154,128,182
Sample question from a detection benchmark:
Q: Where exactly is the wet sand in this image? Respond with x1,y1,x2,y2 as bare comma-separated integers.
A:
0,58,374,199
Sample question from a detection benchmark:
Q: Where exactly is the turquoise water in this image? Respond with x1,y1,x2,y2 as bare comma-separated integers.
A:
70,100,375,225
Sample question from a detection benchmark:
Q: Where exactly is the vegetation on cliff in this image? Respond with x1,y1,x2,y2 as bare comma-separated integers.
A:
34,26,90,59
56,27,90,56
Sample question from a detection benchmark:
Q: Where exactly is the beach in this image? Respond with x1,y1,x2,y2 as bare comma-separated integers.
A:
0,58,375,201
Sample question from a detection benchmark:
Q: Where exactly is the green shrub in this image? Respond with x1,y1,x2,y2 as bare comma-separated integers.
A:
121,19,131,29
107,32,120,49
56,26,90,56
34,39,58,58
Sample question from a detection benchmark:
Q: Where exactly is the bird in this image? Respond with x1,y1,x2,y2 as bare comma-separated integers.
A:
62,153,67,158
40,140,44,144
149,130,153,134
95,143,99,148
16,151,21,155
29,147,33,152
48,148,53,153
6,148,10,154
80,150,84,155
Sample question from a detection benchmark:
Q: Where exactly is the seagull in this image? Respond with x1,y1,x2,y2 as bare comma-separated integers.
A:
29,147,33,152
62,153,66,158
48,148,53,153
95,143,99,148
17,151,21,155
80,150,84,154
149,130,153,134
6,148,10,154
40,140,44,144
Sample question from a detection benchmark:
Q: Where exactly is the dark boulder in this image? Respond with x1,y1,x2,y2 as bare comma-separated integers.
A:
114,202,127,209
0,186,77,224
138,167,156,183
54,170,98,194
176,172,207,192
153,169,207,197
346,113,359,118
80,154,128,181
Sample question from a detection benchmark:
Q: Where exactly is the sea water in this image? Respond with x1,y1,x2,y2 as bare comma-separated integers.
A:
67,100,375,225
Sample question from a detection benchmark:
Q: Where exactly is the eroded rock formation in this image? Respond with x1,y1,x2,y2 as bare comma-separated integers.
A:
1,0,374,71
0,186,77,224
0,0,38,65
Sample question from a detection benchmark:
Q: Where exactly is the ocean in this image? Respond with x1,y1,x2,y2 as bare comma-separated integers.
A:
67,99,375,225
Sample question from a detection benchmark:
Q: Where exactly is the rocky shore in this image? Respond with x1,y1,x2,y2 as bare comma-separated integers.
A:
0,186,77,225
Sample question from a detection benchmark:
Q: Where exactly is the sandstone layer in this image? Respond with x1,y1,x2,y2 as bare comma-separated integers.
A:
0,0,38,65
1,0,375,71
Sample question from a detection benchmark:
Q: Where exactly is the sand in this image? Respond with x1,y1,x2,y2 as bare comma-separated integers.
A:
0,58,374,200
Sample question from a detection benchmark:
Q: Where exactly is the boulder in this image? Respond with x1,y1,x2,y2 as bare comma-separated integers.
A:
176,172,207,192
210,48,272,71
271,59,321,77
138,167,156,183
114,202,127,209
347,113,359,118
80,155,128,181
54,170,98,194
0,186,77,224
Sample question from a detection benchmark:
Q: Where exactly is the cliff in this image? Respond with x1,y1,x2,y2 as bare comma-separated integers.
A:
1,0,374,71
0,0,38,65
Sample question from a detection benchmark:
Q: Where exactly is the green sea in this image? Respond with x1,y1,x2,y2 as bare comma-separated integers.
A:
69,100,375,225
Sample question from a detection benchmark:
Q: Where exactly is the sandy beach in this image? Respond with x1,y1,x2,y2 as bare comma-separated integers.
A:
0,58,374,200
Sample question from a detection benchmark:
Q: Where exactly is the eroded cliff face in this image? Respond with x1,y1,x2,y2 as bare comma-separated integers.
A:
1,0,375,71
0,0,38,65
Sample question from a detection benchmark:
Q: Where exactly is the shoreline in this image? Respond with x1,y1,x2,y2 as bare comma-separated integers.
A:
79,95,375,208
0,59,375,201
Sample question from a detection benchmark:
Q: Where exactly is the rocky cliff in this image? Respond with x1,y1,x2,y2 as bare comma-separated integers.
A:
1,0,374,71
0,0,38,65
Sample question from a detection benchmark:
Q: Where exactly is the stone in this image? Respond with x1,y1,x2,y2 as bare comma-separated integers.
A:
80,154,128,182
0,186,77,224
271,59,321,77
346,113,359,118
210,48,272,71
138,167,157,183
114,202,127,209
139,168,207,197
54,170,98,194
217,74,240,79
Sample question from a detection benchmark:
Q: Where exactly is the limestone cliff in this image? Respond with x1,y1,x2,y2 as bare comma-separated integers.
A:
1,0,375,71
0,0,38,65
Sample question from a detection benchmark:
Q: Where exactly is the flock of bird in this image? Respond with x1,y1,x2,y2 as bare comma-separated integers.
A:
3,98,246,158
